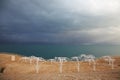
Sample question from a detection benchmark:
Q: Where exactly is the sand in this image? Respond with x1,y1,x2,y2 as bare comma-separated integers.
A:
0,52,120,80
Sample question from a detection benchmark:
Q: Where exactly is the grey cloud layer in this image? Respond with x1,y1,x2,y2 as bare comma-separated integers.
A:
0,0,120,44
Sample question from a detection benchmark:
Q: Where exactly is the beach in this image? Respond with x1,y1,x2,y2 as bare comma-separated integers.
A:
0,52,120,80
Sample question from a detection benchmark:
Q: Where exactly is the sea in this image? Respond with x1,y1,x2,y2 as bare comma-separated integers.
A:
0,44,120,59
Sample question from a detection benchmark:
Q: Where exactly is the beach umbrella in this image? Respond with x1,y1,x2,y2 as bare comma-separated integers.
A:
55,57,67,73
102,56,115,69
71,56,80,72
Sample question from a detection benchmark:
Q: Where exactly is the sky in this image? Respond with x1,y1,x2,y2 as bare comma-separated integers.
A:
0,0,120,45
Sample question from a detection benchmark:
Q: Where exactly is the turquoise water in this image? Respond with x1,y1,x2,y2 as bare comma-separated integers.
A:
0,44,120,59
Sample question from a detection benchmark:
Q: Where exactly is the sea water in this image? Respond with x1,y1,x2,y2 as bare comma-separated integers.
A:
0,44,120,59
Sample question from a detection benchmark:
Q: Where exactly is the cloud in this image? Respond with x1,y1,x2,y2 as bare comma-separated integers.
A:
65,26,120,44
0,0,120,44
59,0,120,15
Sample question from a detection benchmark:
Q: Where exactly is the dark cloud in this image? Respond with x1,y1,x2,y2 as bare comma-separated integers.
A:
0,0,7,10
0,0,120,44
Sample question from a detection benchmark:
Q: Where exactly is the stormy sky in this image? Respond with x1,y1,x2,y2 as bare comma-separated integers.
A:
0,0,120,45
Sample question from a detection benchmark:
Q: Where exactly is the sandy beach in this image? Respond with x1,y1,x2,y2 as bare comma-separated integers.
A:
0,52,120,80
